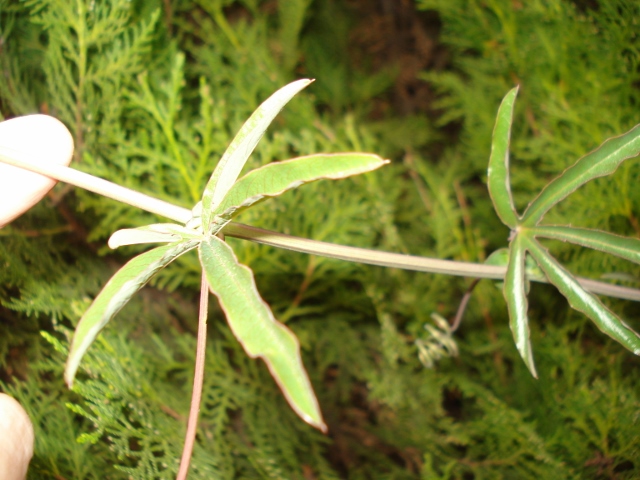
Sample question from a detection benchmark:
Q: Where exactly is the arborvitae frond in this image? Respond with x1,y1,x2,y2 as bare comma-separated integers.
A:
23,0,159,130
1,1,640,478
418,0,640,245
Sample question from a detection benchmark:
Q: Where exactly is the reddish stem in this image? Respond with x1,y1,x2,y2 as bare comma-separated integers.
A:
177,270,209,479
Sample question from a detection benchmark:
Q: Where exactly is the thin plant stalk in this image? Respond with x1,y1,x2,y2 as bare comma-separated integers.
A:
450,278,481,332
176,270,209,480
0,148,190,223
2,151,640,302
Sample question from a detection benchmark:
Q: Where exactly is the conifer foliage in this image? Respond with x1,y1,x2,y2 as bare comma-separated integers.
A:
1,0,640,478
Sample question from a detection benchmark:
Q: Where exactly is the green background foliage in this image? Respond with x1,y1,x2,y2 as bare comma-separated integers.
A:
1,0,639,478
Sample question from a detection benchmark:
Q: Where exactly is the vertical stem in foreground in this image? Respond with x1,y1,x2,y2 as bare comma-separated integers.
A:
177,271,209,480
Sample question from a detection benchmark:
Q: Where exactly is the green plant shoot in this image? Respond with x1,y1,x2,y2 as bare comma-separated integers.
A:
487,87,640,377
65,79,389,431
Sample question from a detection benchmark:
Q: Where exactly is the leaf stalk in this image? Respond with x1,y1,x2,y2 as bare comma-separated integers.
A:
2,152,640,302
177,271,210,480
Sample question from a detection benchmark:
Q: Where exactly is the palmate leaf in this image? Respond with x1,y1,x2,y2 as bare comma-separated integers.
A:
504,236,537,377
487,88,640,376
199,236,326,432
523,235,640,356
65,240,198,387
532,225,640,265
487,86,520,228
212,153,389,221
201,79,313,229
64,80,388,434
522,123,640,226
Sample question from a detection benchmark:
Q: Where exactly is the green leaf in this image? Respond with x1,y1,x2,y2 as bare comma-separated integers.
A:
212,153,389,221
487,87,520,228
485,248,510,266
523,235,640,356
522,123,640,226
108,223,203,249
533,225,640,265
199,236,326,432
201,79,313,230
504,235,537,377
486,247,544,293
65,241,197,387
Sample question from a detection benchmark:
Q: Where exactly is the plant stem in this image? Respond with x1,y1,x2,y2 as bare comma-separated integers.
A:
2,151,640,301
0,148,190,223
221,223,640,301
177,270,209,480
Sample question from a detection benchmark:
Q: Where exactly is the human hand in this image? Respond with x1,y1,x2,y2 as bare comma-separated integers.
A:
0,115,74,227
